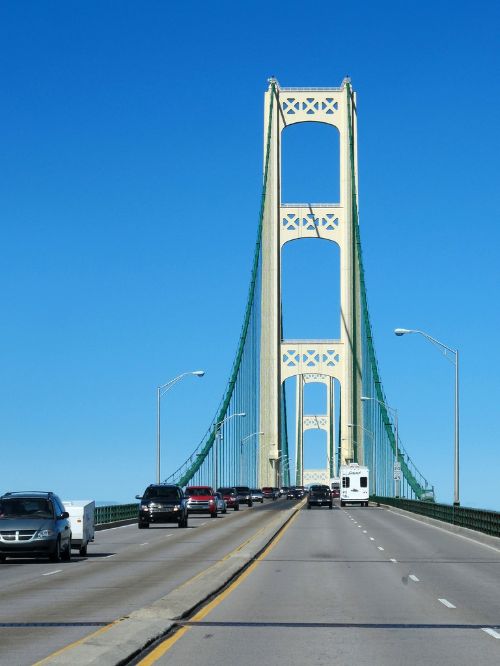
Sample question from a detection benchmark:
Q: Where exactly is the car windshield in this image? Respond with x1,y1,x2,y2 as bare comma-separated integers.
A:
0,498,53,519
185,488,211,496
235,487,249,492
218,488,234,494
143,487,179,501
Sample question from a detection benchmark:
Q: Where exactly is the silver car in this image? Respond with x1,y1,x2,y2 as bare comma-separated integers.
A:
214,492,227,514
250,488,264,503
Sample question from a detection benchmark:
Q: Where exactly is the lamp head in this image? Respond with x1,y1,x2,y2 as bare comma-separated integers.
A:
394,328,411,336
361,396,370,401
192,370,205,377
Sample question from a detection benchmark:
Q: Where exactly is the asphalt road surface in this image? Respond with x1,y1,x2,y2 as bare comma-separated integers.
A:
136,503,500,666
0,499,289,666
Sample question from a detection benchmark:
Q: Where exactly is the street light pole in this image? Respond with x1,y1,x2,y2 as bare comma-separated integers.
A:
213,412,246,489
361,396,399,497
395,327,460,506
240,432,264,484
156,370,205,484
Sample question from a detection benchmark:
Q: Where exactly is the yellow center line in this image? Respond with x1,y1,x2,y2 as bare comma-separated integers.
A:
137,507,302,665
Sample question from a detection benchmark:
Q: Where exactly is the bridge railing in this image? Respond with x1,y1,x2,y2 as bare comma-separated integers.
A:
95,503,138,525
373,497,500,538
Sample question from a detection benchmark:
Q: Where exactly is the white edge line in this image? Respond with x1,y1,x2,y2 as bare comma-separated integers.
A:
438,598,456,608
105,554,115,558
482,627,500,639
42,570,62,576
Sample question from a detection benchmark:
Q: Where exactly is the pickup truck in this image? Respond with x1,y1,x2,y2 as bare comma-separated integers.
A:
184,486,218,518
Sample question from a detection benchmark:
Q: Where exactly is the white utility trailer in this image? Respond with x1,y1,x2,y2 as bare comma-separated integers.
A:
340,463,369,507
63,500,95,555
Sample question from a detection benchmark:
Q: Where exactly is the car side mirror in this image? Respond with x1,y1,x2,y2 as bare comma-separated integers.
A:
135,495,142,500
60,511,70,519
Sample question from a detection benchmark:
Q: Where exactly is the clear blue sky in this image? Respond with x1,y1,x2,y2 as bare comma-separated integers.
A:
1,1,498,508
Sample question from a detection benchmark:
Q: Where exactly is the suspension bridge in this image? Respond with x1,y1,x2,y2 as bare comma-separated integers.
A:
166,78,433,501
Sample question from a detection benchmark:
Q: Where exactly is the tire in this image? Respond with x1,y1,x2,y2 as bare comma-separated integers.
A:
234,505,240,511
79,543,88,556
138,522,149,529
62,541,71,562
329,504,333,510
223,507,227,514
179,515,188,528
307,504,311,510
210,511,217,518
50,538,61,563
0,555,6,563
248,501,253,507
340,501,345,507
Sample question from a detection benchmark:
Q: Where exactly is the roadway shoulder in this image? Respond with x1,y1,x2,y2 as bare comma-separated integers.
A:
374,501,500,551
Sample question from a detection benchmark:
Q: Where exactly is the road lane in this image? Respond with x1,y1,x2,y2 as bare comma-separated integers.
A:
144,504,500,665
0,499,292,666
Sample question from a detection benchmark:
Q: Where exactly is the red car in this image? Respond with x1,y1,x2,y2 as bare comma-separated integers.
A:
184,486,218,518
217,487,240,511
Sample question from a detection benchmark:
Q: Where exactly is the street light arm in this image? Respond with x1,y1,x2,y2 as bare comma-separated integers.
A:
241,431,264,445
395,328,457,362
215,412,246,433
348,423,374,440
159,370,205,396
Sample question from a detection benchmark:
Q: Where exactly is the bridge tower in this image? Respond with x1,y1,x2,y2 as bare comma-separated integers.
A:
258,78,363,487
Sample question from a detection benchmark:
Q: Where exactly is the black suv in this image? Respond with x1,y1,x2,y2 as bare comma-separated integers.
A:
136,484,188,528
0,491,72,562
307,485,333,509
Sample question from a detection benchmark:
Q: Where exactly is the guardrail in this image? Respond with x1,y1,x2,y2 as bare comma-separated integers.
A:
95,503,138,525
372,496,500,538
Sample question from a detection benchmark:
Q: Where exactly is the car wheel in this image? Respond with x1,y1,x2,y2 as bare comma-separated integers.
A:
307,504,311,510
248,501,253,507
210,511,217,518
0,555,6,563
234,505,240,511
223,507,227,514
50,538,62,563
138,522,149,529
62,541,71,562
79,543,88,556
329,504,333,509
340,501,345,507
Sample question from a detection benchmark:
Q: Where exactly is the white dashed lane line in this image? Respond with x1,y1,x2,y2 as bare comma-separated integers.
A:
482,628,500,639
409,574,420,582
377,546,384,551
438,598,456,609
362,530,367,534
390,558,397,563
139,542,149,546
42,570,62,576
369,537,375,541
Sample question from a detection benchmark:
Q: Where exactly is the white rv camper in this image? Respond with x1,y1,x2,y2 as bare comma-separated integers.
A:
340,463,369,507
